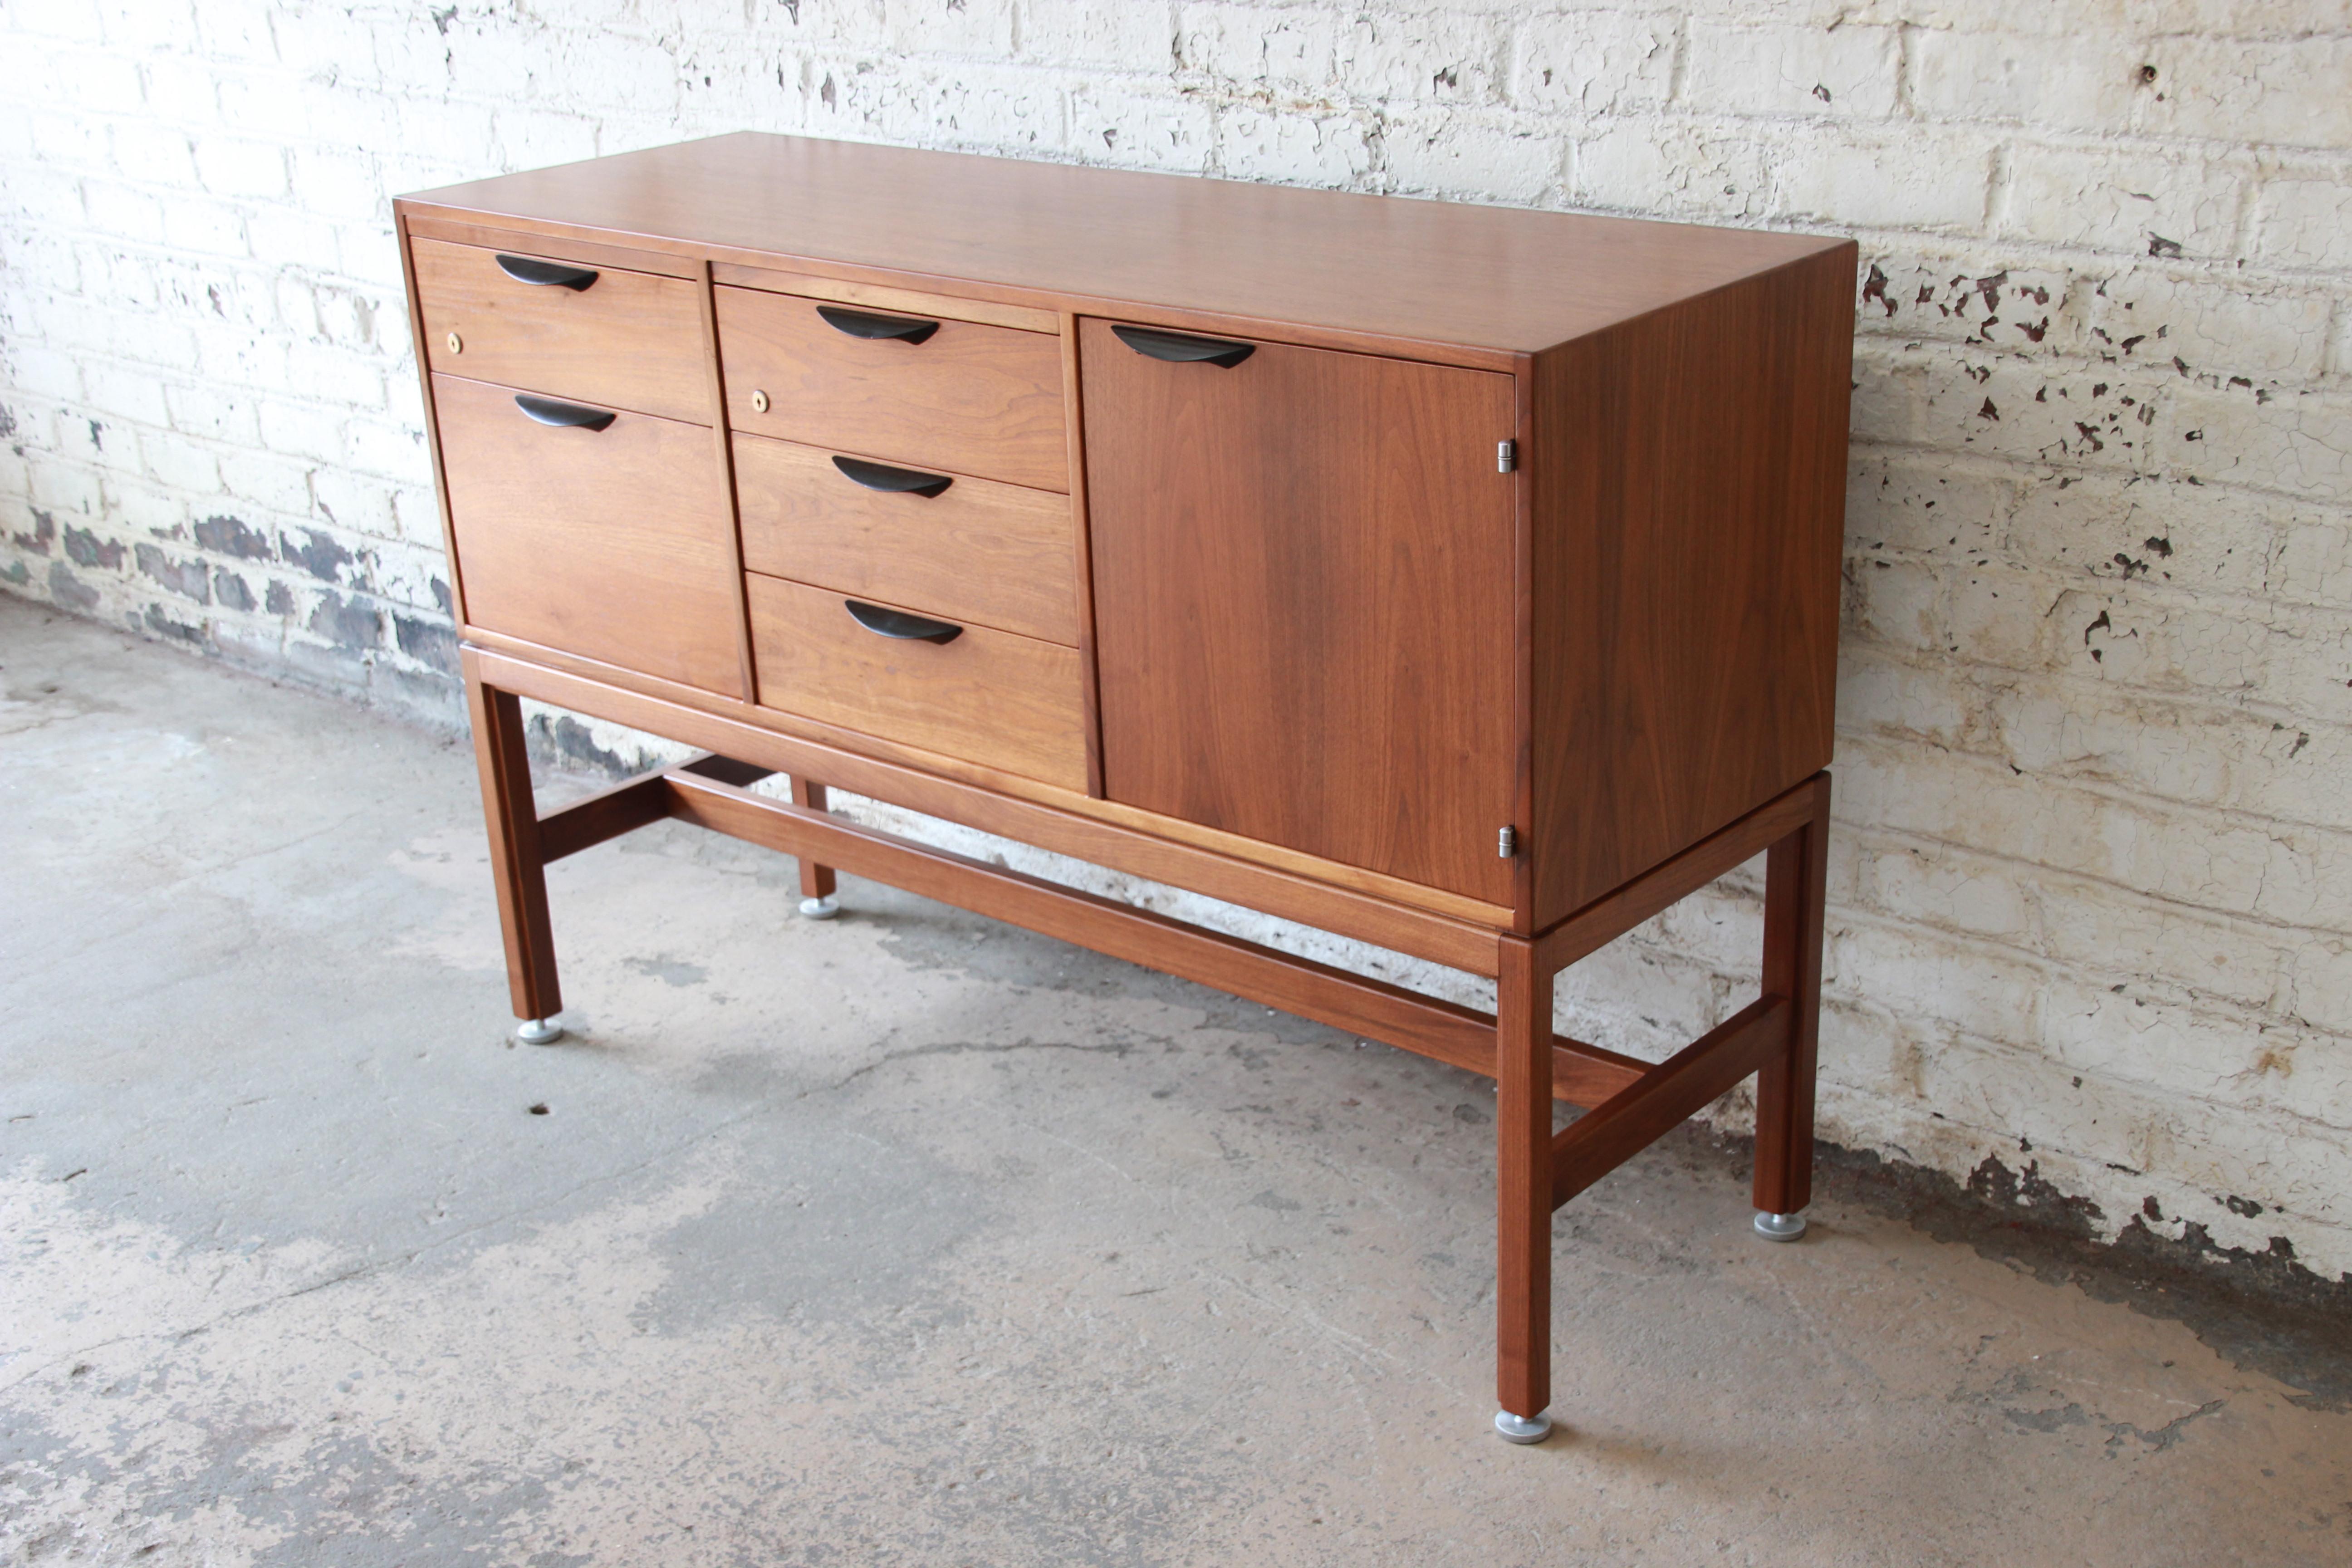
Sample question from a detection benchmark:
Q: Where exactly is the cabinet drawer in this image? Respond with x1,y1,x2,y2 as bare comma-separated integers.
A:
433,374,743,696
747,573,1086,790
715,286,1068,491
733,433,1079,646
414,238,710,423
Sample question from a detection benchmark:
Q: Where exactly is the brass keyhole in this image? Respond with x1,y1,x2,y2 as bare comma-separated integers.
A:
750,389,769,414
446,331,462,353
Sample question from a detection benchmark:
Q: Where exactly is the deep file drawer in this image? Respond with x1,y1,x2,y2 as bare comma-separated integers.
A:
732,432,1080,646
745,573,1086,789
433,373,742,696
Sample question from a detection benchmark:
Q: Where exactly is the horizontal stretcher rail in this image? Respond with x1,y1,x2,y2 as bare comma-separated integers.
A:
470,645,1507,975
535,760,1648,1107
1550,995,1790,1210
536,752,771,861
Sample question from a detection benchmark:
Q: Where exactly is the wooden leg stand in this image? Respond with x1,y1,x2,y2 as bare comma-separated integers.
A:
467,679,563,1043
464,661,1831,1441
1495,771,1833,1440
789,776,841,918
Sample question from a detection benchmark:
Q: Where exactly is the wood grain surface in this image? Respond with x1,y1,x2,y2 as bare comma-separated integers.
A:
400,132,1846,358
712,262,1060,333
1753,772,1832,1217
715,284,1068,491
412,237,710,422
463,671,561,1021
434,373,743,696
1528,245,1856,922
732,432,1079,644
746,573,1087,790
1084,319,1519,904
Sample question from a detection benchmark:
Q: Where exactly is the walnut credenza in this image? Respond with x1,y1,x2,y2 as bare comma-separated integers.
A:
396,133,1855,1444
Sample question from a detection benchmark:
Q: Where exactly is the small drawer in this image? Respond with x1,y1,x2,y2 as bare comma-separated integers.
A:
747,573,1086,790
414,238,710,423
715,286,1068,492
734,433,1079,646
433,374,743,696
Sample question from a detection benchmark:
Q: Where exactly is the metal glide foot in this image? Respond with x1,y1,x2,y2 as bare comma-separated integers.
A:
515,1017,564,1046
1752,1210,1808,1242
799,895,840,920
1494,1409,1553,1445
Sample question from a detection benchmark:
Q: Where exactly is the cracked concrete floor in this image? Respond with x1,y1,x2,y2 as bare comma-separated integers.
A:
3,596,2348,1567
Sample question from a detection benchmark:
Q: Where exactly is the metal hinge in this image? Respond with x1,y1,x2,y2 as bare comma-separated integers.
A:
1497,439,1517,473
1498,825,1517,859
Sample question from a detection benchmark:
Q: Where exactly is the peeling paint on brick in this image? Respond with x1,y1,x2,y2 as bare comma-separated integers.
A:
213,568,256,613
392,611,458,674
133,542,209,603
46,561,98,613
280,527,355,584
63,524,122,570
141,603,206,645
11,510,55,557
307,589,380,650
193,513,273,560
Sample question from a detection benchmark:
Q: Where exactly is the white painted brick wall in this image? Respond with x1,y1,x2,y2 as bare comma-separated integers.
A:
4,0,2348,1280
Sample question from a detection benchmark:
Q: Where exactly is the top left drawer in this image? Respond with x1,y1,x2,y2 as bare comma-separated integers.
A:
411,238,710,424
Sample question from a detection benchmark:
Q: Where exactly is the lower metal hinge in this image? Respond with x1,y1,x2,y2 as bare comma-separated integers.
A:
1497,439,1517,473
1498,825,1517,859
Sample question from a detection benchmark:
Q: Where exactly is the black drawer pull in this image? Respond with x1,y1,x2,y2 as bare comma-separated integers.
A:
1111,323,1255,368
843,599,962,644
831,455,953,498
817,304,940,345
495,254,600,291
513,394,617,431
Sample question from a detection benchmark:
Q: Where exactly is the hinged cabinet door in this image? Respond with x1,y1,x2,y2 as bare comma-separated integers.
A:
1082,321,1519,904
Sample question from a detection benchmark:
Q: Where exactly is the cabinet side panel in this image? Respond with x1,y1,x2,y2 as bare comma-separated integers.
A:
1530,244,1856,924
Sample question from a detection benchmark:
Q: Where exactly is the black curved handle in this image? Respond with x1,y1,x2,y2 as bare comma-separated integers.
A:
831,455,953,498
1111,324,1255,368
843,599,962,645
513,394,617,431
817,304,939,345
495,254,599,291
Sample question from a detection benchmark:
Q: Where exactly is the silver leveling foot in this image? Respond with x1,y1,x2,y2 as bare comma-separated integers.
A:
799,895,840,920
1752,1210,1808,1242
515,1017,564,1046
1494,1409,1552,1445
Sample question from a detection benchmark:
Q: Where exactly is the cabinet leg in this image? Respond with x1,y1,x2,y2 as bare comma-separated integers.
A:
1495,934,1554,1442
1753,773,1831,1223
791,776,840,918
466,676,562,1030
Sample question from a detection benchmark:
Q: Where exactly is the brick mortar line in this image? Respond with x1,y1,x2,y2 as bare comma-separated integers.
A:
1848,550,2352,627
1831,831,2351,965
1832,729,2352,860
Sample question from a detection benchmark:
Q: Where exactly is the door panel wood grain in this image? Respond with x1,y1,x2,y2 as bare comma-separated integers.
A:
434,373,743,696
1082,321,1519,904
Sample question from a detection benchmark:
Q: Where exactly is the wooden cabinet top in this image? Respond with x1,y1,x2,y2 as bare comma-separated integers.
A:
397,132,1845,357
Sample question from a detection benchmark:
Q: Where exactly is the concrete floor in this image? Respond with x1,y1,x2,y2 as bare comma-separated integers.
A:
2,597,2347,1567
